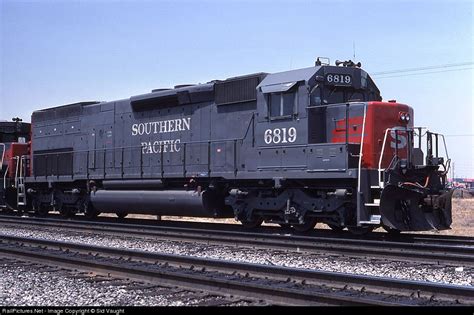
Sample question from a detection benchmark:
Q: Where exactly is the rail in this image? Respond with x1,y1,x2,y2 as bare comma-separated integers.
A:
1,215,473,266
1,234,472,305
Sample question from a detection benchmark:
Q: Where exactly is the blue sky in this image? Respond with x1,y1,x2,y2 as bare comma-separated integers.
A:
1,0,473,177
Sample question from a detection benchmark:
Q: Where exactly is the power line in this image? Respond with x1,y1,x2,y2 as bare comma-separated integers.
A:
373,67,473,79
372,62,474,76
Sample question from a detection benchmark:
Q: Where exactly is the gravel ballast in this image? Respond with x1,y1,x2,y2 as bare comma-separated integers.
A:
0,258,249,306
0,226,472,287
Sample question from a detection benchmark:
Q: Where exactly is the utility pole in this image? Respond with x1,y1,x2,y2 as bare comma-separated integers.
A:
451,161,455,185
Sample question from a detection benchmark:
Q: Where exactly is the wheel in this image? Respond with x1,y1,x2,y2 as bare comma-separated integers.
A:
84,206,99,219
33,200,49,216
347,226,374,235
382,225,401,235
292,218,318,232
240,218,263,228
84,210,99,219
35,205,49,216
82,200,99,219
59,207,73,218
327,224,344,232
116,212,128,219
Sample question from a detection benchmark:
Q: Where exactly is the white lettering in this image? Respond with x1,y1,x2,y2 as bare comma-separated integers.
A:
175,119,182,131
132,117,190,155
131,117,192,136
152,141,160,154
131,124,139,136
138,124,145,135
146,142,153,154
163,140,169,153
159,121,167,133
140,139,183,155
168,120,175,133
152,121,159,134
390,129,407,150
182,117,190,131
141,142,148,154
144,122,152,135
173,139,181,152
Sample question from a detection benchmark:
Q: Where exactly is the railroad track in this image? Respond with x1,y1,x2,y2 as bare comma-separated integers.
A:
0,234,472,306
2,212,472,246
0,257,258,306
0,215,473,267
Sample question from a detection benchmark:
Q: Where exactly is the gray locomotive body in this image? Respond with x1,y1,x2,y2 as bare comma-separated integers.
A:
22,62,452,233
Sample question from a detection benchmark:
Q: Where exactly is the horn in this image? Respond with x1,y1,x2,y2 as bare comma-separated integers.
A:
335,60,343,66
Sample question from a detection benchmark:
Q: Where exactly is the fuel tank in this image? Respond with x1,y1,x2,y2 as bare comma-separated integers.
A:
90,189,233,218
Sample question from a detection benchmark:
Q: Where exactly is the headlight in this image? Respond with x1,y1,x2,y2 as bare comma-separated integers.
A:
399,112,409,123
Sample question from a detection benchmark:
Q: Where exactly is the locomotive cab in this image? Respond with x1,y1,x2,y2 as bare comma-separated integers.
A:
251,61,452,232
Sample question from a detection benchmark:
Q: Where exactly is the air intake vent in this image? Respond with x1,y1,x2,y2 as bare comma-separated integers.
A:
174,84,195,89
33,102,97,123
215,73,266,106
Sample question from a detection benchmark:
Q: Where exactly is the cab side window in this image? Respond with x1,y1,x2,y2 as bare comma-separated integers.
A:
309,84,322,106
269,91,296,119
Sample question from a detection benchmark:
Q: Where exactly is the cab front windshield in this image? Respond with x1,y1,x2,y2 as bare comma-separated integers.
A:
310,85,365,106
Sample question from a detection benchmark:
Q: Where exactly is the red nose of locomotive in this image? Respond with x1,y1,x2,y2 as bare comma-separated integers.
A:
363,101,414,169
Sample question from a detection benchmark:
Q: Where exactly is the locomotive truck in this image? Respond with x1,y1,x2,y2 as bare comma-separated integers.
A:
0,59,453,234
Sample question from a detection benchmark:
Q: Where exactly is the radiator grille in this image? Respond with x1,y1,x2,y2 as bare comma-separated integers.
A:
215,75,263,106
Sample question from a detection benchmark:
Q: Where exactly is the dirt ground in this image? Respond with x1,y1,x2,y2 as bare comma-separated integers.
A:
111,193,474,237
435,196,474,236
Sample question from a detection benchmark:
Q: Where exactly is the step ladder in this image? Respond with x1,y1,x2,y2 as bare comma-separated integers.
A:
360,169,385,225
14,155,27,207
17,177,26,206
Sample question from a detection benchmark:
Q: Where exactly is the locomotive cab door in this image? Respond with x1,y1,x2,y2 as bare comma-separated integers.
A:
252,81,308,171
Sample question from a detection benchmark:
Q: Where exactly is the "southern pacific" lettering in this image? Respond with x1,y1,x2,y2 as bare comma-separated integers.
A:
131,117,191,136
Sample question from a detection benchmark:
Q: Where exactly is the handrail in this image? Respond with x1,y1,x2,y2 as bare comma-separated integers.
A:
3,164,8,189
242,113,255,146
28,137,247,157
438,133,450,161
0,143,5,166
357,105,367,189
356,104,367,226
377,127,412,186
13,156,19,188
377,127,451,186
19,155,27,178
378,128,392,186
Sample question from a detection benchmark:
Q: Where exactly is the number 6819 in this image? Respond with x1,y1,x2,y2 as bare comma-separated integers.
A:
264,127,297,144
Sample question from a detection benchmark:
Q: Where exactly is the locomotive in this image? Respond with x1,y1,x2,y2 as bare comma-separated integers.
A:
0,118,30,210
0,59,453,234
